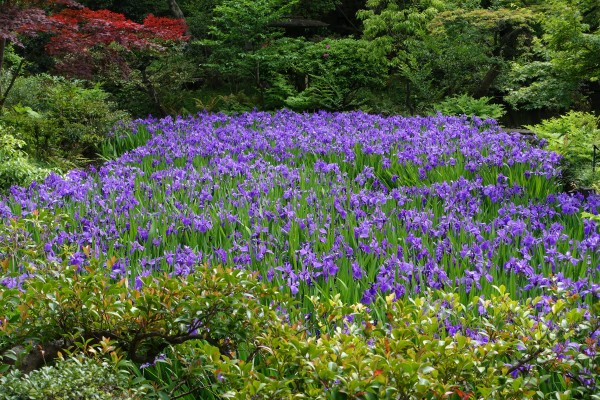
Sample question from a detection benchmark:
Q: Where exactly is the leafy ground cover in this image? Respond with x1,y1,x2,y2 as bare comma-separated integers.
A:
0,111,599,398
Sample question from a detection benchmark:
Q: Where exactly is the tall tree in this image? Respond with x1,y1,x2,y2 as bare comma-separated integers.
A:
430,7,537,99
357,0,456,112
206,0,297,95
164,0,193,37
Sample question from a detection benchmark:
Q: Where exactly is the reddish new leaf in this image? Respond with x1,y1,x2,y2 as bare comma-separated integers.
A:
143,14,188,41
45,7,188,56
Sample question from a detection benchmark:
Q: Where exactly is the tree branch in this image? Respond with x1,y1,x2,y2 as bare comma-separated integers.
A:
127,329,229,364
0,58,23,109
507,347,543,374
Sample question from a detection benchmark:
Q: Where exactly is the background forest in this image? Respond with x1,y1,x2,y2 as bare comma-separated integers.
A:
1,0,600,188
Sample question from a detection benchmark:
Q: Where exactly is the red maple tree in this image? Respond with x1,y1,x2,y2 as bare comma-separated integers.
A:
40,7,188,83
45,8,188,56
0,1,188,113
0,0,81,107
43,8,189,114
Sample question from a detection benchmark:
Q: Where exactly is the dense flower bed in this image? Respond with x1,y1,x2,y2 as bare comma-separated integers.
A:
1,111,598,304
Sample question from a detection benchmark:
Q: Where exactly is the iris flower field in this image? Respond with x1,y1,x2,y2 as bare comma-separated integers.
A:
1,111,599,399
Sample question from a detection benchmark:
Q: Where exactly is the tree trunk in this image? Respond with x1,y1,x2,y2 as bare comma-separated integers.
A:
406,79,414,114
0,58,23,110
473,64,500,99
141,66,168,116
166,0,184,19
0,38,6,95
166,0,191,37
473,26,525,98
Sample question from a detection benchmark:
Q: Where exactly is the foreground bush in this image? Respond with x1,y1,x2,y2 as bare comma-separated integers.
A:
0,263,597,399
0,263,276,369
210,286,599,399
0,356,139,400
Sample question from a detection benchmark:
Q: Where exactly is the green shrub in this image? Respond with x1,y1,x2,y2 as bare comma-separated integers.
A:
432,94,506,120
104,48,199,117
209,287,599,399
194,90,259,113
199,37,389,112
0,356,139,400
1,259,597,399
0,262,279,369
1,74,129,166
0,125,50,191
276,38,389,111
129,283,599,399
526,111,600,188
0,260,283,398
